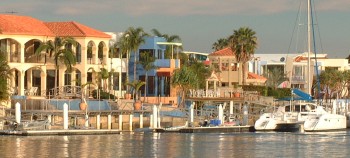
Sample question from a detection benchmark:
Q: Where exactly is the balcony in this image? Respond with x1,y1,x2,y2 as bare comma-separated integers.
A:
155,59,180,69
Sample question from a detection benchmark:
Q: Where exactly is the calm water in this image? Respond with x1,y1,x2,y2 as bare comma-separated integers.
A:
1,130,350,158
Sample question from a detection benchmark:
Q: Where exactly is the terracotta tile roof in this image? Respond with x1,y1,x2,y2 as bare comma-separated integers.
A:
45,21,111,38
209,47,235,56
0,14,110,38
0,14,54,36
248,72,267,81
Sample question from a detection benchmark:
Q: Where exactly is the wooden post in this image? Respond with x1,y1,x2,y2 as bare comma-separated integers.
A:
118,115,123,130
96,114,101,129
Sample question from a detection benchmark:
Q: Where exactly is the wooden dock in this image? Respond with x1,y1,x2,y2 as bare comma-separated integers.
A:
0,129,120,136
155,125,255,133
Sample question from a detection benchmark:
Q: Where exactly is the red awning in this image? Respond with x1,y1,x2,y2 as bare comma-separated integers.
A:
157,72,171,76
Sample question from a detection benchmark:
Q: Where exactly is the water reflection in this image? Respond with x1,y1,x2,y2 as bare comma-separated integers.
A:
1,131,350,157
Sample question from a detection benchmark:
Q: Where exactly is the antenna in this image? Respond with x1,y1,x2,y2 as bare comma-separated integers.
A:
1,11,18,14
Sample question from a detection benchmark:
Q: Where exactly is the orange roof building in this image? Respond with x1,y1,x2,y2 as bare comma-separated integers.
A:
0,14,117,100
207,47,266,87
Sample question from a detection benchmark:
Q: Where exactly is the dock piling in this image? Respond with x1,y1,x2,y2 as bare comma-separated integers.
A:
63,103,68,130
129,114,133,131
15,102,21,123
96,115,101,129
108,115,112,130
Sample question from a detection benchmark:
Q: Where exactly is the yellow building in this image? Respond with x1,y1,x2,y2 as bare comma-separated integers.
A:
0,14,120,98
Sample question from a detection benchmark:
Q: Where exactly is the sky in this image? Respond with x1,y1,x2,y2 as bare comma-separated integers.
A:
1,0,350,58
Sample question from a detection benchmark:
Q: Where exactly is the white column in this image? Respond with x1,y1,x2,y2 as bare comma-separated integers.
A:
15,102,21,123
139,113,144,128
229,101,234,122
108,114,112,130
47,115,52,130
19,70,25,96
96,115,101,129
41,69,47,97
158,102,162,128
63,103,68,130
84,114,89,128
153,105,158,128
190,102,194,126
218,104,223,125
243,103,248,125
150,114,153,128
332,100,337,114
118,115,123,130
129,114,133,131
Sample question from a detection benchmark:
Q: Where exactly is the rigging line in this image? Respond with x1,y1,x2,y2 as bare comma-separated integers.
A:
311,0,321,104
312,0,324,54
287,0,303,58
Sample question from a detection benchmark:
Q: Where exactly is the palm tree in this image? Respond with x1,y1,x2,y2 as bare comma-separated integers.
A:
151,29,182,59
229,27,258,85
212,38,229,51
35,37,77,94
139,52,157,101
126,80,146,101
124,27,148,82
0,48,11,101
263,67,288,89
117,33,130,93
88,67,111,91
171,66,198,108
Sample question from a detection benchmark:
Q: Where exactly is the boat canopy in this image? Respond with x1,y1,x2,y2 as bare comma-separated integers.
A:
278,88,312,101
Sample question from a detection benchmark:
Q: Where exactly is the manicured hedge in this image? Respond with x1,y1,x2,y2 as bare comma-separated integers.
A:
242,85,291,99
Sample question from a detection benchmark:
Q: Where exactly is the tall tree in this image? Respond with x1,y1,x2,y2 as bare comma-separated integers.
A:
319,69,343,100
212,38,229,51
124,27,147,82
171,66,198,108
117,33,131,92
229,27,258,85
187,61,211,89
0,48,11,101
151,29,182,59
139,52,157,101
35,37,77,94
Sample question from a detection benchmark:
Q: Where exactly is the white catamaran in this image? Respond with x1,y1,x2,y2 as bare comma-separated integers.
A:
255,0,346,132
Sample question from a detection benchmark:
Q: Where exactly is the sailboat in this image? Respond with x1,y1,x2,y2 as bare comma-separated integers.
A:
255,0,346,132
254,89,314,131
298,0,346,132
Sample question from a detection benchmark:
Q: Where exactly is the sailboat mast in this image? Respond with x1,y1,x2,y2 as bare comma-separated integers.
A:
307,0,312,95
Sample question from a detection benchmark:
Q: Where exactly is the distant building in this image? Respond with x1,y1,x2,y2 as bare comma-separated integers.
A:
253,52,350,94
207,47,266,87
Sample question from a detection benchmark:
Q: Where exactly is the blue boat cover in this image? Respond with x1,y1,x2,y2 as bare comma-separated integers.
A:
279,88,312,101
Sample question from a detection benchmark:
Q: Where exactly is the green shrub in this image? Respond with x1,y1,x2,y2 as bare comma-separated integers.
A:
242,85,291,98
92,90,117,99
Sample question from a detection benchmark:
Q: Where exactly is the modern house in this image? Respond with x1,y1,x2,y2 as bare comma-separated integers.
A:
253,52,350,95
129,37,181,98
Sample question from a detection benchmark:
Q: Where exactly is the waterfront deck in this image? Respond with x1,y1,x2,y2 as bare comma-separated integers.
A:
155,125,255,133
0,129,120,136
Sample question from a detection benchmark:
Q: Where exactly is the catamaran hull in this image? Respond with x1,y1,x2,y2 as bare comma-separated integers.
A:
304,114,346,131
254,119,276,131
